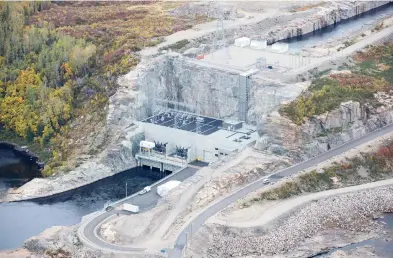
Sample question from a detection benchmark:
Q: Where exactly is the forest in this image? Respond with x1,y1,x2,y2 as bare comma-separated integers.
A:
0,2,108,175
0,1,201,176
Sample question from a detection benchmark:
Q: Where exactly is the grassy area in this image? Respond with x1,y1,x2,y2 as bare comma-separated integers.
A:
280,43,393,125
242,141,393,207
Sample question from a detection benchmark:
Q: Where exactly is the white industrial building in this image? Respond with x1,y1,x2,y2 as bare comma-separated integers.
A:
139,110,258,163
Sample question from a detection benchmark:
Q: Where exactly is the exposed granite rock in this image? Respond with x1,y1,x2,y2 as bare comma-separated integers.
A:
137,53,240,119
262,1,389,44
256,100,393,160
330,245,377,258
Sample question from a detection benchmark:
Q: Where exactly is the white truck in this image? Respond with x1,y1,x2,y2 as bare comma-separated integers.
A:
122,203,139,213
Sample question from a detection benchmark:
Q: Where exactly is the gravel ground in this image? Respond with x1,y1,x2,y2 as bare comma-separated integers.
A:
190,186,393,257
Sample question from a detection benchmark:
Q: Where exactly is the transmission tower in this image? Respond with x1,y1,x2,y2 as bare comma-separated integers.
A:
211,10,230,61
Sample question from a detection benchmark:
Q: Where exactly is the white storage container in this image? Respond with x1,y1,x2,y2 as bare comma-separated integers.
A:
271,42,289,53
250,40,267,49
157,181,181,197
140,140,155,149
234,37,251,48
123,203,139,213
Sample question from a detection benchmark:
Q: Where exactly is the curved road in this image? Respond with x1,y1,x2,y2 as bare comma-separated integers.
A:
78,123,393,257
171,123,393,257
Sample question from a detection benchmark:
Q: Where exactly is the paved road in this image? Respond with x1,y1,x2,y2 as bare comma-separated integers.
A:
78,123,393,256
171,123,393,257
78,167,198,252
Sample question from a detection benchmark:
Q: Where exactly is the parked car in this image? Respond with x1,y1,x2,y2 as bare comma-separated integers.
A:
138,186,151,195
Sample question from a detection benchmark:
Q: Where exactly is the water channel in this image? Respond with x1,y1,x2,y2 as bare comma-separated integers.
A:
280,3,393,52
315,213,393,257
0,167,160,250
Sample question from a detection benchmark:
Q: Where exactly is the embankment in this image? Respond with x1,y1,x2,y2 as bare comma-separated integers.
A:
264,1,390,44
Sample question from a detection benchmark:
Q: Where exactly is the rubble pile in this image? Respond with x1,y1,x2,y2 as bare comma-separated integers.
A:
207,187,393,257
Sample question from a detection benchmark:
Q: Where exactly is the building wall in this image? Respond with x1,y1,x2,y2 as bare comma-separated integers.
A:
141,122,234,163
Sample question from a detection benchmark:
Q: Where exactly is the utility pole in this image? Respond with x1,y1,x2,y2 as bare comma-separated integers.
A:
125,182,128,198
184,232,189,257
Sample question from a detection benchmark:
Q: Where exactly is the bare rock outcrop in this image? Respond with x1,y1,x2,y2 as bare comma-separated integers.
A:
262,1,389,44
256,100,393,160
137,53,240,119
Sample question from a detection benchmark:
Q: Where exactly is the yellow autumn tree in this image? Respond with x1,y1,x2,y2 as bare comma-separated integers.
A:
0,68,42,138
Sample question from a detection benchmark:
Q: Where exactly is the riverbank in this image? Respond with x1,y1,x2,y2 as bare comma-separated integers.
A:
0,142,43,179
189,184,393,257
0,166,159,251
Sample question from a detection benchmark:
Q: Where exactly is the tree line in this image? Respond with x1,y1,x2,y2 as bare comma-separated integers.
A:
0,2,97,145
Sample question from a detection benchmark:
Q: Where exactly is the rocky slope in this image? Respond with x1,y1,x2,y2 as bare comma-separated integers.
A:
256,99,393,160
262,1,389,44
137,53,240,119
188,186,393,257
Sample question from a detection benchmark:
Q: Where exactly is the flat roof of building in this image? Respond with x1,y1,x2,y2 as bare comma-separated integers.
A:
142,110,223,136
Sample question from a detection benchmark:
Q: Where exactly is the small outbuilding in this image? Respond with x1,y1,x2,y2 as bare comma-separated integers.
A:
234,37,251,48
271,42,289,53
157,181,181,197
250,40,267,49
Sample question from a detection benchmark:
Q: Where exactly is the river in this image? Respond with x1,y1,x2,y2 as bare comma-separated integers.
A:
280,3,393,52
0,166,162,250
315,213,393,257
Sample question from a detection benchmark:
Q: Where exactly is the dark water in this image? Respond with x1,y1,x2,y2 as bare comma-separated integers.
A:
316,213,393,257
0,178,29,199
0,166,162,250
0,145,41,178
280,3,393,52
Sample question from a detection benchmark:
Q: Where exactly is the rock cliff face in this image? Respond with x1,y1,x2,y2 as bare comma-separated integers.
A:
263,1,389,44
256,101,393,160
137,53,240,119
248,78,308,124
137,54,306,124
